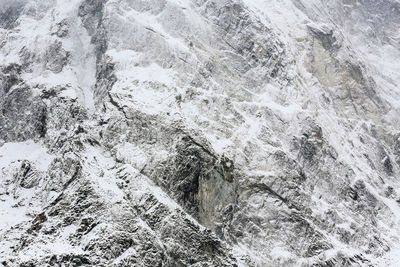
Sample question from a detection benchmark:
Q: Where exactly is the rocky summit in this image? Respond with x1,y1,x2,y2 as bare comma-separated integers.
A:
1,0,400,266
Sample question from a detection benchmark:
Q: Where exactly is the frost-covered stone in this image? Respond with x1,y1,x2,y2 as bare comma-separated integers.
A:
1,0,400,266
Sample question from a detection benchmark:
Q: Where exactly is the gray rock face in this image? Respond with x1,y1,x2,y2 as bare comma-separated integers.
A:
78,0,115,104
0,0,26,29
0,85,47,142
0,64,22,96
43,41,70,73
1,0,400,266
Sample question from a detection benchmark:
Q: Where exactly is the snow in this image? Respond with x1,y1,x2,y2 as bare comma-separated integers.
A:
18,238,84,262
116,63,174,86
1,0,400,265
0,141,53,171
109,63,177,115
1,0,96,112
242,0,309,53
118,4,191,54
66,17,97,112
114,143,148,171
381,247,400,266
0,193,31,235
83,146,125,203
112,247,137,264
0,141,53,235
107,47,175,87
202,132,233,155
270,246,293,259
48,0,98,111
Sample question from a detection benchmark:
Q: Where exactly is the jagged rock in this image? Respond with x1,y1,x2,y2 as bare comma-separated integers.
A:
0,0,25,29
14,160,40,189
0,64,22,96
307,23,343,51
1,0,400,266
52,19,69,38
0,86,47,142
43,41,70,73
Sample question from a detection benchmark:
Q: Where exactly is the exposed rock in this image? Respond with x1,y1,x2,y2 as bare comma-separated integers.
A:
43,41,70,73
51,19,69,38
0,0,25,29
1,0,400,266
0,86,47,142
0,64,22,96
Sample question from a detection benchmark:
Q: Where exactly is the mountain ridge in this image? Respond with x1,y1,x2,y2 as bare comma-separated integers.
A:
1,0,400,266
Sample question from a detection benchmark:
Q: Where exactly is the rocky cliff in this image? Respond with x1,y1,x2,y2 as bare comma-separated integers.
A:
1,0,400,266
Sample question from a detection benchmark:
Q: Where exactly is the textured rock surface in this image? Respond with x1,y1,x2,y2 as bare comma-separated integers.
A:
1,0,400,266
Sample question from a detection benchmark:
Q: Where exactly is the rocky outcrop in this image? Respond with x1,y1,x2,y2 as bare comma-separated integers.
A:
1,0,400,266
0,85,47,142
78,0,116,104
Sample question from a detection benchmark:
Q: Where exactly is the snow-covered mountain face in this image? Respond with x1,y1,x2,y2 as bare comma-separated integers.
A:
1,0,400,266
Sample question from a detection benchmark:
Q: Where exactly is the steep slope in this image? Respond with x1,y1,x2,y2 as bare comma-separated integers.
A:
1,0,400,266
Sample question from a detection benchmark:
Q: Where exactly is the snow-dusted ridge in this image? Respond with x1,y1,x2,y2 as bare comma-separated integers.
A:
1,0,400,266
